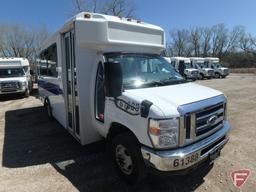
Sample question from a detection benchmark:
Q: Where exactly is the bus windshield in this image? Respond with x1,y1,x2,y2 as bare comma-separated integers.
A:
184,62,193,69
0,68,25,78
196,63,207,69
212,63,222,68
105,53,186,90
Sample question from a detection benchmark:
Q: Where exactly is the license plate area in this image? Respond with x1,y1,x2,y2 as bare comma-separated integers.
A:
172,152,200,169
209,149,221,163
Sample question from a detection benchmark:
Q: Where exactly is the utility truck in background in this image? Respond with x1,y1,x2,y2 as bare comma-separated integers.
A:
37,12,230,183
190,57,214,80
170,57,199,80
204,57,229,78
0,58,32,97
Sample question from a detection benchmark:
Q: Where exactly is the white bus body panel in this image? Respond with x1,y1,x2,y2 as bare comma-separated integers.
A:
38,12,165,146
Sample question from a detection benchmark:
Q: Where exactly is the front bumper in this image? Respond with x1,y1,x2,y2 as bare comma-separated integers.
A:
204,73,213,77
141,121,230,172
186,73,198,79
0,88,26,95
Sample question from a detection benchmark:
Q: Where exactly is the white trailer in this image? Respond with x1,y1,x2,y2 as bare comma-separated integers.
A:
170,57,199,80
0,57,32,97
37,12,230,183
204,57,229,78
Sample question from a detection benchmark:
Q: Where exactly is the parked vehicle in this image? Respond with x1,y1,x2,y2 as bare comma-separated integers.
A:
0,57,32,97
170,57,199,80
190,57,214,80
204,57,229,78
37,12,230,183
163,57,172,64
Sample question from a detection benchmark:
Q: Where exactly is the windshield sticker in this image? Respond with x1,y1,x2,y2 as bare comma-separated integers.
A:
115,99,140,115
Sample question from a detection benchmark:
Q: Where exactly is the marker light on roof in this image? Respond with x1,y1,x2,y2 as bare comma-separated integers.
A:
84,14,91,19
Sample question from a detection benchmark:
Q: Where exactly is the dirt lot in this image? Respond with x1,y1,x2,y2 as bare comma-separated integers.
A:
0,73,255,192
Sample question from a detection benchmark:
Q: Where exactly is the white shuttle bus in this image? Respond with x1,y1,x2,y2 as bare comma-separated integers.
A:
37,12,230,183
204,57,229,78
170,57,199,80
0,57,32,97
190,57,214,80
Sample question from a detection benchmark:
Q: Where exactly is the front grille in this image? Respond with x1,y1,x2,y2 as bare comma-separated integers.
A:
208,70,214,76
195,103,224,137
0,81,21,92
191,71,198,75
183,102,225,143
223,69,229,74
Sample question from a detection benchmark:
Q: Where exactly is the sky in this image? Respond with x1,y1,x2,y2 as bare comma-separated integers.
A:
0,0,256,40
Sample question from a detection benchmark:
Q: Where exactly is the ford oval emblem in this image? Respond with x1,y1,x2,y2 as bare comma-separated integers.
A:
207,115,218,126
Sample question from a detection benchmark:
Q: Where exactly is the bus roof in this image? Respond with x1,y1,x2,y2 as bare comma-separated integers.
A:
0,57,29,67
42,12,165,54
171,57,191,63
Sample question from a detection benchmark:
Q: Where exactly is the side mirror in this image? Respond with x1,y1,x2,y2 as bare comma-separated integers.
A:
104,61,123,98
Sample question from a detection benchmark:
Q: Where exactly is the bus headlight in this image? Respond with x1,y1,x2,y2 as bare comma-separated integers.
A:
149,118,179,149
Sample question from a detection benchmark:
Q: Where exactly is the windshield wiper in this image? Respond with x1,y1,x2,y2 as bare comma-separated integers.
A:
160,78,188,85
144,81,165,86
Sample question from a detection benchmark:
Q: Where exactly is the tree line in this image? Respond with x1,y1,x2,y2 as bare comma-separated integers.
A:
0,0,135,68
167,24,256,68
1,0,256,69
0,24,49,69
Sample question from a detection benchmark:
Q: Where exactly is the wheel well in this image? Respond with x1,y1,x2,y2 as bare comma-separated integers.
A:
107,123,138,142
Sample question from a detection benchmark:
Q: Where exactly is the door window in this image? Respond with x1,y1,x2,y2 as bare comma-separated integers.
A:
95,62,105,122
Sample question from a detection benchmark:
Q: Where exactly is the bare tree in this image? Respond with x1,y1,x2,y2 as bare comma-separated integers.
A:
222,25,245,56
201,27,212,57
0,24,49,64
211,23,228,58
103,0,135,17
190,27,202,57
73,0,86,12
169,29,190,56
72,0,136,17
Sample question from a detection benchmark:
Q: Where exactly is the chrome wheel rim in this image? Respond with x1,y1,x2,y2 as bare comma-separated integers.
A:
115,144,133,175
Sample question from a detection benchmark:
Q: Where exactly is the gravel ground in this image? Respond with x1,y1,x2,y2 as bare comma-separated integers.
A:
0,73,255,192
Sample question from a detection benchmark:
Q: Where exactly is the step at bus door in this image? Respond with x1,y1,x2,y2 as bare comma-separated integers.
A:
64,30,80,139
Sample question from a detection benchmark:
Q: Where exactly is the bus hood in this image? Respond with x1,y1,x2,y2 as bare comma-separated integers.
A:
204,68,214,72
125,83,223,116
185,68,198,72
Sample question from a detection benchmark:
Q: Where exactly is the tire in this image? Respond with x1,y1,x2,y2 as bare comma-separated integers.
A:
110,132,147,184
198,73,204,80
44,98,53,120
215,73,221,78
24,89,30,98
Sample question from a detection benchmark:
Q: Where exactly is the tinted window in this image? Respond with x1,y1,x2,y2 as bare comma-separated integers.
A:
105,53,184,90
95,62,105,122
38,43,58,77
0,68,25,78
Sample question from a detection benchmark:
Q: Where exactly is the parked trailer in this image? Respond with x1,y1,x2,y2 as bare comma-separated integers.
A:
204,57,229,78
170,57,199,80
0,57,32,97
37,12,230,183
